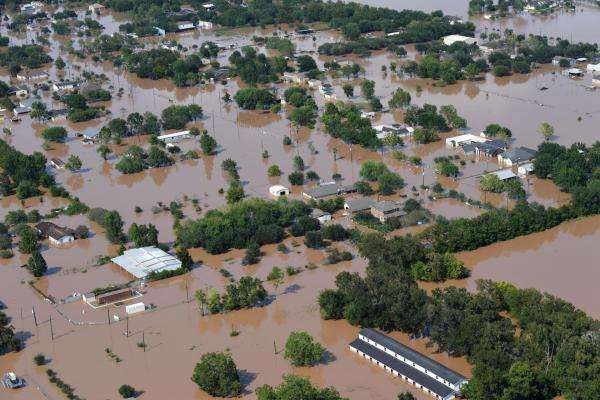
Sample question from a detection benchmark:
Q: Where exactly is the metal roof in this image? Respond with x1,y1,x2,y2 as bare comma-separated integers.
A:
490,169,517,181
112,246,182,279
350,338,456,399
345,197,375,212
303,183,356,199
358,328,467,386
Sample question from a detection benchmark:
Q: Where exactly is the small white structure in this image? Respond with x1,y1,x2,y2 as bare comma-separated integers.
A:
586,63,600,73
197,21,214,30
565,68,583,78
311,208,332,224
269,185,290,197
126,302,145,315
112,246,182,279
88,3,105,13
374,124,414,140
16,71,49,81
154,27,166,36
177,21,196,31
20,1,42,14
202,3,215,10
161,43,178,52
518,163,534,176
52,81,78,92
442,35,478,46
157,130,192,143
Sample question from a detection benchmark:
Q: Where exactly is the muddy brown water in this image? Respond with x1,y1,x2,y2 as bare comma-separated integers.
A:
1,3,599,399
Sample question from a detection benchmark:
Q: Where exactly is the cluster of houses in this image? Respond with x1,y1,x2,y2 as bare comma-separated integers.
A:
445,132,537,171
282,72,336,101
268,181,409,225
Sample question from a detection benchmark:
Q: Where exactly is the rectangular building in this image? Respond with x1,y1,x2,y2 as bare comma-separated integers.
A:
349,328,467,400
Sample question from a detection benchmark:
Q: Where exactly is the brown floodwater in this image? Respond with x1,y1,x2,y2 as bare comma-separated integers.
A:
1,2,599,399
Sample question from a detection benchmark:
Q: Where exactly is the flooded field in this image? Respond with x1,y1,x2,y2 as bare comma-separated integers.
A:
1,1,599,399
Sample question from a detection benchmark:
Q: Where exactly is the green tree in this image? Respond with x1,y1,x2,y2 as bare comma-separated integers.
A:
538,122,554,141
360,161,388,181
41,126,67,142
97,144,111,160
65,154,82,172
284,331,325,366
103,210,124,244
480,174,505,193
199,131,218,155
54,56,66,70
256,375,345,400
267,164,282,177
342,83,354,98
30,101,49,121
226,180,245,204
192,352,242,397
398,393,416,400
27,251,47,277
389,88,411,108
0,310,21,353
177,247,194,271
19,227,38,254
127,223,158,247
118,384,135,398
242,242,261,265
361,79,375,99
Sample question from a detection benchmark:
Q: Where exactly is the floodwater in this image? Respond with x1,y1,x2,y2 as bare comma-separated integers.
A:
1,2,599,399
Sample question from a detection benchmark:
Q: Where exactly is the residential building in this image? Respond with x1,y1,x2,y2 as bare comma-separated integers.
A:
319,83,334,96
157,130,192,143
564,68,584,78
498,146,537,166
49,158,65,169
7,85,28,97
344,197,375,215
52,80,79,92
36,222,75,245
586,63,600,73
282,72,306,84
111,246,182,279
473,139,507,157
269,185,290,197
19,1,42,14
311,208,332,224
370,201,406,222
445,133,487,148
12,106,30,117
302,182,356,200
48,108,68,121
518,162,534,176
202,3,216,11
349,328,468,400
374,124,414,140
16,71,49,81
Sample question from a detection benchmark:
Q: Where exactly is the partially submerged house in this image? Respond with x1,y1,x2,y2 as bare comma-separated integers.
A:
498,146,538,166
269,185,290,197
83,287,135,307
302,182,356,201
177,21,196,31
489,169,517,181
442,34,478,46
88,3,105,13
311,208,332,224
36,222,75,245
370,201,406,222
374,124,414,140
49,158,65,169
16,71,49,82
344,197,375,215
157,130,192,143
349,328,468,400
52,80,79,93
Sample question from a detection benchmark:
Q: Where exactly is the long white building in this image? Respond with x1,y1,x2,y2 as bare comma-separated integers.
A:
349,328,468,400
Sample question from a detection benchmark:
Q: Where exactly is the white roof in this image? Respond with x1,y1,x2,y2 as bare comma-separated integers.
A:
112,246,182,278
442,35,478,46
490,169,517,181
157,130,191,140
269,185,289,194
445,133,487,146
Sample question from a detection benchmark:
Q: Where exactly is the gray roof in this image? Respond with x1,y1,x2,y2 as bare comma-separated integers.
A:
490,169,517,180
501,146,537,163
359,328,467,386
350,338,456,399
112,246,182,279
311,208,330,218
372,201,405,213
303,183,356,199
345,197,375,212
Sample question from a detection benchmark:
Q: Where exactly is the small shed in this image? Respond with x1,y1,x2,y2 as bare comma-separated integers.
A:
269,185,290,197
311,208,332,224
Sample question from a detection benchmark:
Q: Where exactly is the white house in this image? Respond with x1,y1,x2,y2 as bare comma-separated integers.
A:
374,124,414,140
36,222,75,246
202,3,215,11
445,133,487,148
88,3,105,13
52,81,79,92
586,63,600,73
269,185,290,197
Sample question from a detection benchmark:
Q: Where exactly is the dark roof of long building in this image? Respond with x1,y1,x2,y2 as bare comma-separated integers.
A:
359,328,466,386
350,338,455,398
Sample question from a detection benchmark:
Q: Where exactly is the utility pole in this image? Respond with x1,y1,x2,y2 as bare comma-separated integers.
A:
185,279,189,303
125,315,129,337
49,315,54,341
32,306,37,326
142,330,146,352
107,306,110,325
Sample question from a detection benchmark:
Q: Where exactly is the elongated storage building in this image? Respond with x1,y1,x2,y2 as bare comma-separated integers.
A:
349,328,468,400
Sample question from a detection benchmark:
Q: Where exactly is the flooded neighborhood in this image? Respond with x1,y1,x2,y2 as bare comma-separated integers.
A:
0,1,598,400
